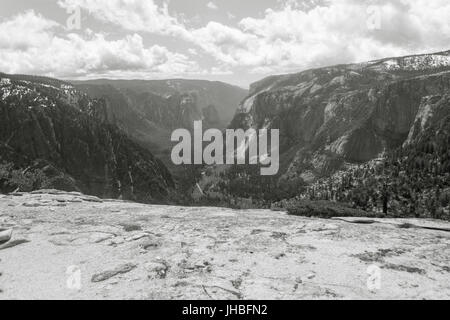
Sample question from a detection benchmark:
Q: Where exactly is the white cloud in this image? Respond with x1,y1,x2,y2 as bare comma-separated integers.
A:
226,12,236,20
0,10,58,51
206,2,218,10
2,0,450,81
210,65,233,75
188,48,198,55
58,0,191,39
191,0,450,73
56,0,450,76
0,10,199,78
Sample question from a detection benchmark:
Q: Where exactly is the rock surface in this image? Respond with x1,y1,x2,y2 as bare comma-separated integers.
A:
0,191,449,300
405,94,450,145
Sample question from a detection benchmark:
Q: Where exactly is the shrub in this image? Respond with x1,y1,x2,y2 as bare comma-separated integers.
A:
285,199,379,218
43,175,78,192
10,168,50,192
0,162,50,193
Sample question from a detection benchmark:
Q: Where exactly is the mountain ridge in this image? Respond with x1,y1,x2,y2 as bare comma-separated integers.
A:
247,49,450,95
72,78,248,129
233,50,450,175
0,74,175,203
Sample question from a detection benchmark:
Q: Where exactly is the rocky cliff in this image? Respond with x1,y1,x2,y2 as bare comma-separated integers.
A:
406,94,450,145
0,74,174,203
231,50,450,184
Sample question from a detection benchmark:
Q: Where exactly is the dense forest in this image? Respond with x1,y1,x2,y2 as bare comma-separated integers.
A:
279,115,450,219
199,113,450,219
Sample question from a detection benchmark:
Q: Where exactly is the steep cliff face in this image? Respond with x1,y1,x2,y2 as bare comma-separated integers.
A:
0,74,174,203
231,50,450,183
406,94,450,145
285,94,450,218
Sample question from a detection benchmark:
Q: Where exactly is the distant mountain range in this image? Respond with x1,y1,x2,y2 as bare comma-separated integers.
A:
72,79,247,128
71,79,247,177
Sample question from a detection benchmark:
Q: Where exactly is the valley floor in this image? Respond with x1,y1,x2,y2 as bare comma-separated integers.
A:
0,191,449,300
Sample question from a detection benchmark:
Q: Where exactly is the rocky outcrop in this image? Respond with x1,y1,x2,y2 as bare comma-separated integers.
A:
0,191,449,299
0,74,174,203
405,94,450,145
231,50,450,183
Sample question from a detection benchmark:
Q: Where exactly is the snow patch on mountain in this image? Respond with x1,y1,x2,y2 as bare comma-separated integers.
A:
376,53,450,72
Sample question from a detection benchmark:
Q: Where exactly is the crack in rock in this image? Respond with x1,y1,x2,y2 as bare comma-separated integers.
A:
91,263,137,282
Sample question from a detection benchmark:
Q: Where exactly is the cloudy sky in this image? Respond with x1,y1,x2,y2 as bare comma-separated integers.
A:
0,0,449,87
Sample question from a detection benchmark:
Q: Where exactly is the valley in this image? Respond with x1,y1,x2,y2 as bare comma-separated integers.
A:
198,50,450,217
1,50,450,218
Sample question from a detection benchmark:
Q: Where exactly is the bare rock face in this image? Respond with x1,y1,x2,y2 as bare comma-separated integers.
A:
230,50,450,183
405,94,450,145
0,74,174,203
0,191,449,300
